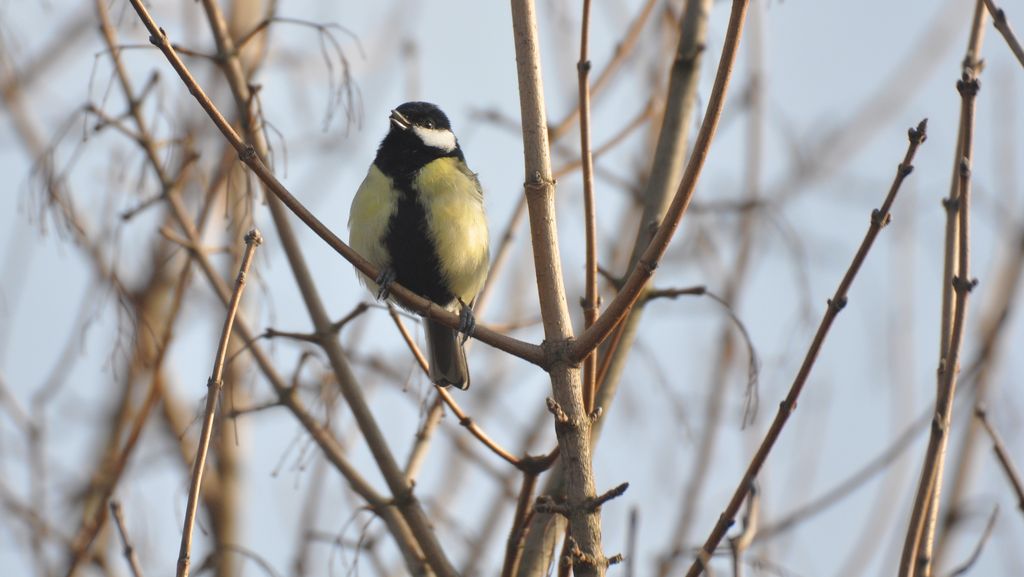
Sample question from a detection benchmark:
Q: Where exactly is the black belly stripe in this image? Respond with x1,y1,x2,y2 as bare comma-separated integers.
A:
384,181,455,307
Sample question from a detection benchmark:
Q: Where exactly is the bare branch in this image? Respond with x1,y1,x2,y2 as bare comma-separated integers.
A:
110,502,146,577
177,229,262,577
983,0,1024,69
945,506,999,577
900,76,979,577
975,407,1024,515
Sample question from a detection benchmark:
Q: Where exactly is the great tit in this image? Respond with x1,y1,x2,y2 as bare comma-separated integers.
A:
349,101,489,390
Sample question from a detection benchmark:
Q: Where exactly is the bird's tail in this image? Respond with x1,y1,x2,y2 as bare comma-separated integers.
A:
426,319,470,390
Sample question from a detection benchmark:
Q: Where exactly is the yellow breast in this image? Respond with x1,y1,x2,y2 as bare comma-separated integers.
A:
348,165,397,288
415,157,490,304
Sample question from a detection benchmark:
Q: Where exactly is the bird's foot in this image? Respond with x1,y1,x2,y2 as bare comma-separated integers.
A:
457,299,476,344
375,268,396,301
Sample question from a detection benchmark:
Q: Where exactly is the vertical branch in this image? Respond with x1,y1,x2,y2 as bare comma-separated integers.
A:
578,0,600,412
926,2,988,568
510,0,573,339
516,1,717,573
547,0,657,141
510,1,609,575
177,230,262,577
899,75,980,577
939,0,986,372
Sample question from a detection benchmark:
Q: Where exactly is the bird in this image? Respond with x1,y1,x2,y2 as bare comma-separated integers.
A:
349,101,489,390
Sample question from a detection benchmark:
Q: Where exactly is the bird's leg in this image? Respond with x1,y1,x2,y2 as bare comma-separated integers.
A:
375,267,396,301
456,298,476,344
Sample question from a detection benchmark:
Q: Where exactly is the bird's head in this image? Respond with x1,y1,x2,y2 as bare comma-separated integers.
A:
388,101,457,154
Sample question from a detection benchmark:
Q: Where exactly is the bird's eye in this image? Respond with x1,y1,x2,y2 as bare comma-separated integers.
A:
424,120,435,129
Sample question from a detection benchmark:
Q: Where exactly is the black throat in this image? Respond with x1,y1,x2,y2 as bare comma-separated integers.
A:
374,129,463,183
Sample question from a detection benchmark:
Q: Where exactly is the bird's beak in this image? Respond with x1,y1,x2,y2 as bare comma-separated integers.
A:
389,109,411,130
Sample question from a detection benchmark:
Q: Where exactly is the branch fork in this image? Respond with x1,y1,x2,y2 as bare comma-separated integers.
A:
535,482,629,517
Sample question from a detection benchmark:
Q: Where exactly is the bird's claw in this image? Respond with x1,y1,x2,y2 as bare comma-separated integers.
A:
457,300,476,344
375,268,396,301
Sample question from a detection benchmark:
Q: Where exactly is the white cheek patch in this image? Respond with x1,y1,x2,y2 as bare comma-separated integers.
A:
412,126,457,152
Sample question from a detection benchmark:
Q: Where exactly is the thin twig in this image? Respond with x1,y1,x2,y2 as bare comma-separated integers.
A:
728,484,760,577
983,0,1024,69
552,99,656,181
386,308,524,469
686,119,927,577
945,506,999,577
404,395,445,481
547,0,657,142
109,502,146,577
177,229,262,577
577,0,600,413
926,4,989,569
975,406,1024,515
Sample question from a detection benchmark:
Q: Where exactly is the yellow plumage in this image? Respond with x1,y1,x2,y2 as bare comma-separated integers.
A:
414,157,489,305
347,101,489,389
348,165,398,294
